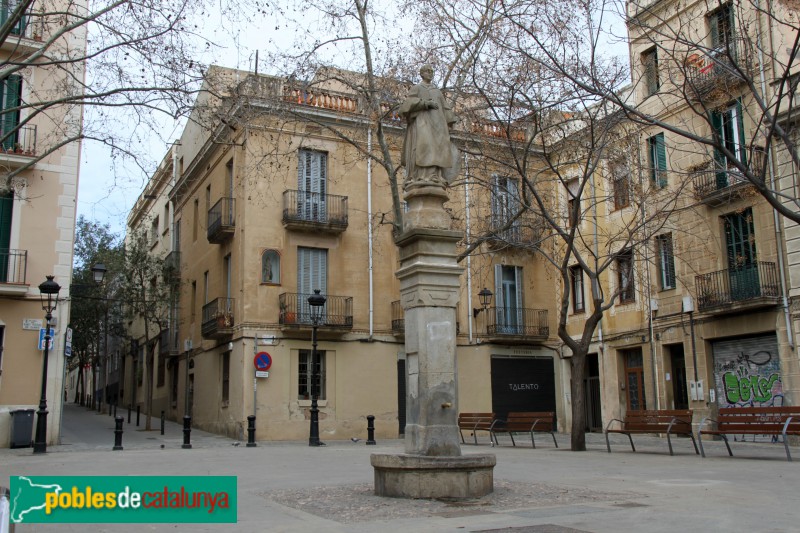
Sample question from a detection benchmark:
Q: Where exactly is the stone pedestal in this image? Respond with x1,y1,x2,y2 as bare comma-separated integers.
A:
371,185,495,498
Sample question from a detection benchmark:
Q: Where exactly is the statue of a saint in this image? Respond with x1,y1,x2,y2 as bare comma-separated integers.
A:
399,64,459,189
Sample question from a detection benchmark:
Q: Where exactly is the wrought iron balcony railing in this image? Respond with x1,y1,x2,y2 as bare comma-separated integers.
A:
685,37,753,98
282,190,348,233
163,250,181,279
692,148,766,205
159,328,179,356
0,248,27,284
201,297,235,338
486,307,549,338
279,292,353,329
695,262,780,311
207,197,235,243
391,300,404,333
0,124,37,155
486,214,545,249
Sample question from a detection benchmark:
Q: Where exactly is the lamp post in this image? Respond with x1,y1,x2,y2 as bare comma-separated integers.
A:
34,275,61,454
472,287,493,318
307,289,326,447
91,263,108,411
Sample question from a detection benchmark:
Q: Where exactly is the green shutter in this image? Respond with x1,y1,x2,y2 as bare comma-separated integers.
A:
651,133,667,188
1,75,21,151
1,1,25,36
711,110,727,188
736,98,747,166
0,192,12,282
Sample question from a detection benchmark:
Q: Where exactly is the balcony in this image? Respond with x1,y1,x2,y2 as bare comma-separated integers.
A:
692,148,766,206
391,300,404,334
201,297,235,339
0,6,42,54
279,292,353,330
0,249,27,295
207,197,235,243
485,307,549,343
685,37,753,100
486,215,545,250
0,125,37,168
695,262,780,314
163,250,180,279
282,190,348,233
159,328,179,357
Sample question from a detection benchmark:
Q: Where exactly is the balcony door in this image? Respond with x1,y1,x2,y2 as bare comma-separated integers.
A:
494,265,523,334
1,75,21,151
0,192,12,282
711,99,746,188
724,208,759,301
298,150,327,222
491,176,520,240
298,247,327,323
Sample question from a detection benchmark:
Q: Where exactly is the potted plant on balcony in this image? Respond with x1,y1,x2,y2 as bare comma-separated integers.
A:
216,312,232,328
280,302,296,324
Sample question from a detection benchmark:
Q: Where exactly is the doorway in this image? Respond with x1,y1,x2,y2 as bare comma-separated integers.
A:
583,353,602,431
667,344,689,409
621,348,646,411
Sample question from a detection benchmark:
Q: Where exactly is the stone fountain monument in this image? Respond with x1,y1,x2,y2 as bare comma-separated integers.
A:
370,65,495,499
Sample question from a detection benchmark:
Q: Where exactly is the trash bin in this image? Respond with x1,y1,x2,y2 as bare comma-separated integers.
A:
9,409,34,449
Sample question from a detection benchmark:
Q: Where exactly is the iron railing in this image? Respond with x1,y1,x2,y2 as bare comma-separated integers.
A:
207,197,235,242
279,292,353,328
695,262,780,311
0,124,37,154
0,248,26,284
487,214,545,248
201,297,235,336
163,250,180,279
692,148,766,200
391,300,404,333
486,307,549,338
685,37,752,96
282,190,348,229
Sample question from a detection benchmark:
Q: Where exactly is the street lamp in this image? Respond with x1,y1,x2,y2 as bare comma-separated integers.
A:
91,262,107,284
307,289,326,447
472,287,493,318
34,275,61,454
91,262,109,412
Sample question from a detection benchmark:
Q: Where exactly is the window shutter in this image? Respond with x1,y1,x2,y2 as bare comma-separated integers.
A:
494,264,504,311
710,12,720,49
736,98,747,166
1,75,21,151
655,134,667,187
0,192,12,250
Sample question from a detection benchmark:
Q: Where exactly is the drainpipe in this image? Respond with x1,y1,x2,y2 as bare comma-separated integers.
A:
367,129,374,338
754,0,794,352
464,152,474,342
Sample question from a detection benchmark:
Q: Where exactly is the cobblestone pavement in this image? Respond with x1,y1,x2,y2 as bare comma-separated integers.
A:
1,403,798,532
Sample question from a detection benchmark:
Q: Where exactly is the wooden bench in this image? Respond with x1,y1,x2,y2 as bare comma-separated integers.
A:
457,412,495,445
697,406,800,461
489,411,558,448
605,409,697,456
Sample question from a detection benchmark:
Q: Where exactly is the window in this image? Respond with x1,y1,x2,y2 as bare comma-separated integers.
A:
642,47,659,96
190,281,197,321
203,271,209,305
192,199,198,241
570,265,585,313
711,99,746,179
226,159,234,197
261,249,281,284
1,3,27,36
298,349,326,400
1,75,22,151
566,179,580,227
655,234,676,290
298,247,327,322
612,161,630,210
297,149,328,221
647,133,667,188
150,216,159,245
494,264,524,334
0,192,13,282
616,248,635,304
221,351,230,405
708,3,734,51
491,175,521,240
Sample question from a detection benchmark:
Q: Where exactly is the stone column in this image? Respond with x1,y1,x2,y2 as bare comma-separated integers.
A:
396,185,463,457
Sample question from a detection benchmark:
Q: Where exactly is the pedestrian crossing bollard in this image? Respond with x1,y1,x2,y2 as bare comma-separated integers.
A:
113,416,124,451
366,415,376,445
182,415,192,449
247,415,256,447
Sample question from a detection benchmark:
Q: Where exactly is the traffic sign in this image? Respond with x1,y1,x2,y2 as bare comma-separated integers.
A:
255,371,269,378
38,328,55,351
254,352,272,371
64,327,73,357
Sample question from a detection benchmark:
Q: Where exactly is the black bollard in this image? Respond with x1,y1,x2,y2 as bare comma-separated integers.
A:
366,415,376,445
182,415,192,449
127,404,131,424
114,404,117,418
108,401,112,416
136,405,140,427
246,415,256,447
113,416,124,451
160,411,165,436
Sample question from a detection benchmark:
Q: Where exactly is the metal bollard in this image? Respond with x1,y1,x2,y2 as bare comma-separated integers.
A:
114,404,117,418
113,416,124,451
182,415,192,449
136,405,140,427
366,415,376,445
108,401,112,416
127,404,131,424
160,411,165,436
246,415,257,447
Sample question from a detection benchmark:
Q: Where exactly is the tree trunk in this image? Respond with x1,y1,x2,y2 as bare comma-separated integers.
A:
144,345,153,430
570,352,587,451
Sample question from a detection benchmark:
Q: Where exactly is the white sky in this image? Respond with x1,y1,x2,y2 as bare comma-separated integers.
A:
75,3,630,237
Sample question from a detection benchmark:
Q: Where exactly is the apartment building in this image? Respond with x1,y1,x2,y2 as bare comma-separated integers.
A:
125,66,565,441
0,1,86,447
